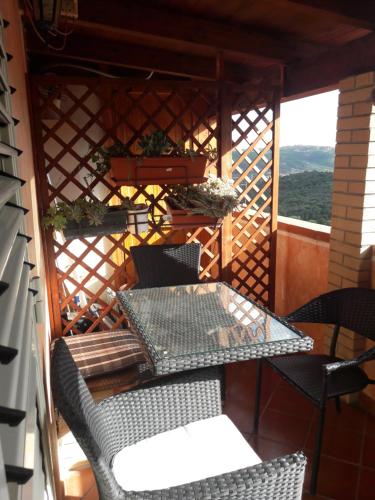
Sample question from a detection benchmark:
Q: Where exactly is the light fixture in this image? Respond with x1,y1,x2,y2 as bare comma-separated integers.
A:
32,0,62,29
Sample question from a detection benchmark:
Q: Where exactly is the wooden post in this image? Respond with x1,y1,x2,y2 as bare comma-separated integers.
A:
269,84,281,311
217,53,233,282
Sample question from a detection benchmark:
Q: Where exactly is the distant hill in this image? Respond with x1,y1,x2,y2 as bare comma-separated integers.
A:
278,170,333,225
233,145,334,176
280,145,334,175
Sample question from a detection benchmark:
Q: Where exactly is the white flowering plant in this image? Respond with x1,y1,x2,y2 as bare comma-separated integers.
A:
167,175,241,218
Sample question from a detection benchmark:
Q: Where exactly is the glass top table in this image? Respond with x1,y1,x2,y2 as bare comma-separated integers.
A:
117,282,313,375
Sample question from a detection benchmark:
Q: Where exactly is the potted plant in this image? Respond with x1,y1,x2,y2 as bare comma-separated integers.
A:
164,176,241,228
43,198,144,239
91,132,215,186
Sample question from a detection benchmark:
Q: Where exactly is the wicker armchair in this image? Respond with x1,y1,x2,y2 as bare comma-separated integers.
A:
253,287,375,495
52,339,306,500
130,243,201,289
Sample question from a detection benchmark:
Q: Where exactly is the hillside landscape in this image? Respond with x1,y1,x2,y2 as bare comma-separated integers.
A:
278,145,334,225
280,145,334,175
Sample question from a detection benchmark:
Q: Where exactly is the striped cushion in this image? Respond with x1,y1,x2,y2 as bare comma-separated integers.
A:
60,330,147,379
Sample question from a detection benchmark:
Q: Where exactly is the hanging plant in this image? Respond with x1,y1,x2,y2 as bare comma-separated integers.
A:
89,132,216,186
165,176,241,228
138,130,173,156
43,198,147,239
90,140,131,177
43,199,108,231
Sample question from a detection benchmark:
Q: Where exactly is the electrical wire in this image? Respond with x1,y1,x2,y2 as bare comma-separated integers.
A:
41,63,121,78
24,0,154,79
41,63,155,80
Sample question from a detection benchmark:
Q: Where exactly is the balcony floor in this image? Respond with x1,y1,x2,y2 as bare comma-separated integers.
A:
62,361,375,500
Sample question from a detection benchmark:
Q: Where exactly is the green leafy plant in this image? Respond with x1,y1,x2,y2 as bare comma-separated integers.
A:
121,197,143,211
89,132,217,179
43,199,109,231
175,142,217,162
139,133,217,160
90,141,130,176
138,130,173,156
167,175,241,218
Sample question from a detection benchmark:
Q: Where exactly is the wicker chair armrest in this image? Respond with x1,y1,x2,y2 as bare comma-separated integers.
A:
98,367,222,455
123,452,307,499
324,346,375,375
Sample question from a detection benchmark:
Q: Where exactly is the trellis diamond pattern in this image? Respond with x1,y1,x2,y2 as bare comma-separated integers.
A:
31,77,278,337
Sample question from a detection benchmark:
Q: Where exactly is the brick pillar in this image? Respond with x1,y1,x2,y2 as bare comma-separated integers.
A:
328,71,375,359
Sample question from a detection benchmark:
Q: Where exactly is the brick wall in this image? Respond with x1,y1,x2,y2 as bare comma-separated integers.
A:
328,71,375,359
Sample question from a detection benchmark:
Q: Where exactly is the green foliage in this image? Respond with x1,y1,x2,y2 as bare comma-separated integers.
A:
90,132,217,178
43,199,109,231
121,197,141,211
138,131,217,159
138,130,173,156
168,176,240,218
278,171,333,225
43,203,69,232
175,142,217,161
90,141,130,176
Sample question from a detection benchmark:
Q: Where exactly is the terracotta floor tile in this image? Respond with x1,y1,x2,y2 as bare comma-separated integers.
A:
224,361,281,433
302,493,334,500
257,408,311,449
361,434,375,468
249,434,302,461
304,452,359,500
357,467,375,500
224,398,253,435
312,402,367,435
268,383,314,419
365,413,375,438
225,360,280,408
305,423,363,463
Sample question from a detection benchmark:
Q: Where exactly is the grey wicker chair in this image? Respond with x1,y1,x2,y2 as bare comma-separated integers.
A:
253,287,375,495
52,338,306,500
130,243,201,289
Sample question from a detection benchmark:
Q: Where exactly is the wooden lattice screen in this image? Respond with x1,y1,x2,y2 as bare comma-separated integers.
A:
230,85,280,306
30,76,280,338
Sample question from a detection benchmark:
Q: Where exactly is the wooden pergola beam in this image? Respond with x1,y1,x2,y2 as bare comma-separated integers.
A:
288,0,375,30
284,32,375,97
27,33,256,82
73,1,320,64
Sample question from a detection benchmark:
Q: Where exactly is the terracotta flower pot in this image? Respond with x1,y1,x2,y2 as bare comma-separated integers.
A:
165,198,221,229
64,206,128,240
110,156,207,186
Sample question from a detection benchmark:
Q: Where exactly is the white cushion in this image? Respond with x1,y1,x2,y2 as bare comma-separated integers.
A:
112,414,261,491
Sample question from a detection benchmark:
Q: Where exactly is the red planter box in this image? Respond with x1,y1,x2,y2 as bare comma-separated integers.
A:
165,199,221,229
110,156,207,186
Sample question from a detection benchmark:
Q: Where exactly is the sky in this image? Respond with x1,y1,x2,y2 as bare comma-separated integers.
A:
280,90,339,147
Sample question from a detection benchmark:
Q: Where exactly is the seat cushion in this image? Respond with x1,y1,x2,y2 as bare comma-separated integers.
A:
268,354,368,402
112,414,261,491
57,330,147,379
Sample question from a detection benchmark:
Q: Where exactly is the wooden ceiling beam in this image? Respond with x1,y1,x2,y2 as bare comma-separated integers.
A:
284,32,375,97
26,33,256,82
72,1,320,64
288,0,375,30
